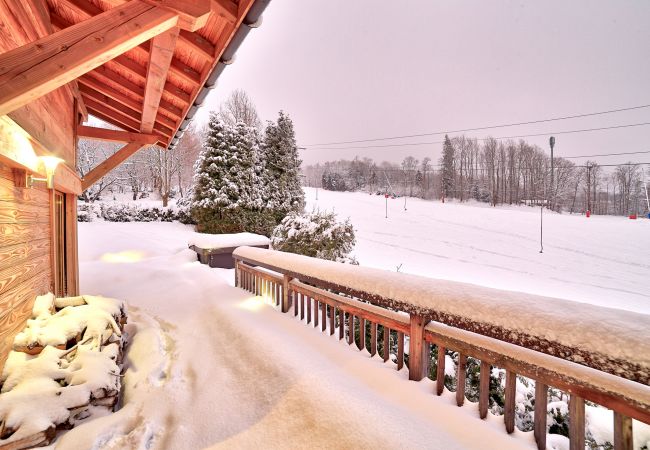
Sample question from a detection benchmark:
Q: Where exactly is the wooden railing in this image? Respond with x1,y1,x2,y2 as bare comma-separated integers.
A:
233,252,650,450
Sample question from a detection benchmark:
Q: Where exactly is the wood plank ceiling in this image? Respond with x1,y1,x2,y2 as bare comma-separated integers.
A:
46,0,245,147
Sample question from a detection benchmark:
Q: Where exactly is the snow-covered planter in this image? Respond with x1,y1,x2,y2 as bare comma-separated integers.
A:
0,293,127,449
270,210,357,263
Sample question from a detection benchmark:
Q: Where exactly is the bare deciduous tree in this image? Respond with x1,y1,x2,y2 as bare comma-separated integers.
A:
218,89,262,130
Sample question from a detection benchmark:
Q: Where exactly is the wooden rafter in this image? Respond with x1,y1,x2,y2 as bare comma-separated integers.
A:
0,1,179,116
142,28,180,133
50,9,200,94
77,125,159,145
81,142,147,191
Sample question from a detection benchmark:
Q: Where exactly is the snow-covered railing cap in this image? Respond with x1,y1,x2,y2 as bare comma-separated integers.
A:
233,246,650,386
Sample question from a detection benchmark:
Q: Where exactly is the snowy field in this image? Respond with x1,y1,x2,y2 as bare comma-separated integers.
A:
304,188,650,314
67,221,535,449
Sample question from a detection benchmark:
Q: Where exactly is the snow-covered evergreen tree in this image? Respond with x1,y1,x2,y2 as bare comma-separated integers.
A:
440,134,455,199
191,113,258,233
260,111,305,220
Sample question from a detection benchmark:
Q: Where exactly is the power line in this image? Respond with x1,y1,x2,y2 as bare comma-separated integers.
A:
562,150,650,159
304,103,650,147
303,122,650,151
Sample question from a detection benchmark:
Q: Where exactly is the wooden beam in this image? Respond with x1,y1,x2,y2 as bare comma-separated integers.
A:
83,96,173,139
77,125,159,144
51,11,200,91
142,28,180,133
211,0,238,23
0,1,179,115
18,0,88,121
141,0,212,31
81,142,146,191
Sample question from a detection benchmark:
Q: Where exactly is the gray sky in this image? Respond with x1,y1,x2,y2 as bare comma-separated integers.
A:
195,1,650,166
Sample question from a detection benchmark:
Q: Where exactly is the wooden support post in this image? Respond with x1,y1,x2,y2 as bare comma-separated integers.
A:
314,300,319,328
534,382,548,450
347,313,354,345
504,370,516,434
436,345,445,395
370,322,377,357
358,318,365,351
569,395,585,450
0,1,179,115
81,143,145,191
613,412,633,450
456,353,467,407
383,327,390,362
281,275,290,313
479,361,490,419
397,332,404,370
408,314,428,381
338,309,344,340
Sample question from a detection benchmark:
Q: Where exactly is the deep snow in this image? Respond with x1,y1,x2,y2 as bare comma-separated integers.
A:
304,188,650,314
65,221,534,449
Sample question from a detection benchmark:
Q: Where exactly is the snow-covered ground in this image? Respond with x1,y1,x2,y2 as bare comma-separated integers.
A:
304,188,650,314
66,221,535,449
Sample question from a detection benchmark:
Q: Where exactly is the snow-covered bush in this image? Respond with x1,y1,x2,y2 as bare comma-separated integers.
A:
76,201,194,224
270,210,356,263
77,202,100,222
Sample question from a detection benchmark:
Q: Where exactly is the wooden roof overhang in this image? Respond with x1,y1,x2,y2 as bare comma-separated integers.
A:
0,0,268,191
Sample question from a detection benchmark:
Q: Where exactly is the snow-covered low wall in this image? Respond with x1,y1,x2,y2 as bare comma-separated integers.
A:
233,246,650,385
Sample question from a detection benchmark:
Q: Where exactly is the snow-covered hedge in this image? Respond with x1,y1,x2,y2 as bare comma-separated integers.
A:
270,210,356,263
77,201,194,224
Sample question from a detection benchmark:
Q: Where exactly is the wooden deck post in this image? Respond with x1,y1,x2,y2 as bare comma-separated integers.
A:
281,274,291,313
408,314,429,381
613,412,633,450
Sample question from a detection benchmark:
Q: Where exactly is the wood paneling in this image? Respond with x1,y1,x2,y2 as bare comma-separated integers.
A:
0,163,52,374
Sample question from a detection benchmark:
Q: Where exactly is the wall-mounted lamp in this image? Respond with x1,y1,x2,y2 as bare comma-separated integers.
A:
27,156,64,189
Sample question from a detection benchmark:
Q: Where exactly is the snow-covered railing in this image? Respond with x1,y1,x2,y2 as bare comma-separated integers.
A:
233,247,650,450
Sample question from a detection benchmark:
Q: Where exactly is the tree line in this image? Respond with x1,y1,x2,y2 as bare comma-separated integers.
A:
303,135,649,216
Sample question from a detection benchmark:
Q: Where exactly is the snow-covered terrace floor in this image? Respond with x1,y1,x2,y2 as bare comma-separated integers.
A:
63,222,538,449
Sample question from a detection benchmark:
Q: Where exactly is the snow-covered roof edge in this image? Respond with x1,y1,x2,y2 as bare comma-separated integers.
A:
233,246,650,385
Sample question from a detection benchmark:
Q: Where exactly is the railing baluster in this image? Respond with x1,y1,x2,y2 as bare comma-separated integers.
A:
282,275,290,313
321,301,327,332
314,299,319,328
614,411,633,450
348,313,354,345
370,322,377,357
329,305,334,335
275,282,280,306
479,361,489,419
358,317,366,351
397,332,404,370
300,293,305,320
504,370,516,434
436,345,445,395
383,326,390,362
307,296,312,324
569,395,585,450
456,353,467,407
338,308,344,340
534,382,548,450
235,260,239,287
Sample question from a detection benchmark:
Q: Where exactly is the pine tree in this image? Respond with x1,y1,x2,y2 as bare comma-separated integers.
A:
260,111,305,221
191,113,258,233
441,135,455,199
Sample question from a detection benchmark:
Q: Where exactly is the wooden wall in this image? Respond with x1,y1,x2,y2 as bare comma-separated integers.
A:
0,163,52,370
0,0,78,372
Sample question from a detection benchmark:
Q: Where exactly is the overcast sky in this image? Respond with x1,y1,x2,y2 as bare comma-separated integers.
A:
194,1,650,167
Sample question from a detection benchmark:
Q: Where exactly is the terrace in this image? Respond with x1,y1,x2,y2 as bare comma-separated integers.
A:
0,0,649,449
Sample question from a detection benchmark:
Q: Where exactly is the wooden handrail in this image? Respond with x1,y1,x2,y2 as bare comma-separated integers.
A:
233,254,650,450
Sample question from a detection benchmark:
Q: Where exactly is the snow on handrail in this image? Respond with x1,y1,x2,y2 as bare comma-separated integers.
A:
233,246,650,385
